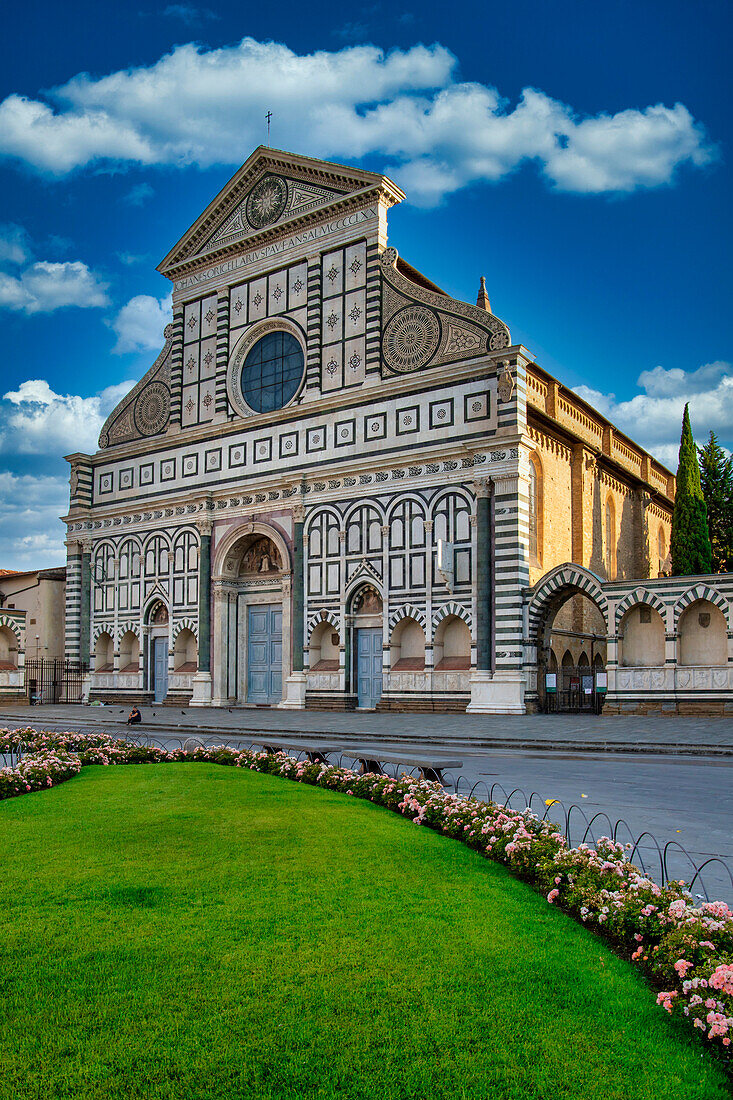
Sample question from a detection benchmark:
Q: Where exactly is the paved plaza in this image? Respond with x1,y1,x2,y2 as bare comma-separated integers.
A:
2,705,731,902
3,703,731,752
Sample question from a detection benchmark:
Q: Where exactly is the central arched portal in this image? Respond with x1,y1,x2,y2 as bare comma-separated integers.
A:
526,566,609,714
212,525,292,706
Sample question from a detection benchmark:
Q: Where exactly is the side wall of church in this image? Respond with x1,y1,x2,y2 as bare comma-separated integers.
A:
525,392,673,591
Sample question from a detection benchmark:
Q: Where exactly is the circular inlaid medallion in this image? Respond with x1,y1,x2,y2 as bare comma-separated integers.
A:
246,175,288,229
134,382,170,436
383,305,440,373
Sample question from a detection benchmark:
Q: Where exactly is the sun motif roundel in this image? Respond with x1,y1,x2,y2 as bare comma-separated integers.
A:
383,305,441,373
246,175,288,230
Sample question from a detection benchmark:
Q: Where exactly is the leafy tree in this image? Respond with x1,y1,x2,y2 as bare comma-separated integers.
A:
698,431,733,572
671,404,712,575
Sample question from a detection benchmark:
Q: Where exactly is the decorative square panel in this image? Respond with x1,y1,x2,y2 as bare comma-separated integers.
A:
334,419,356,447
182,453,199,477
254,437,272,463
322,250,343,296
184,345,199,380
183,300,200,344
343,337,365,387
364,412,386,441
344,289,366,337
429,399,454,429
160,458,176,482
396,406,420,435
199,337,216,379
322,297,343,342
201,294,218,338
228,442,246,467
268,272,287,314
345,241,367,291
99,472,113,494
306,426,326,452
321,343,342,392
465,392,490,422
182,384,198,427
249,278,267,322
205,448,222,472
230,284,247,326
289,262,308,309
119,467,134,490
139,463,154,486
199,384,215,421
279,432,299,459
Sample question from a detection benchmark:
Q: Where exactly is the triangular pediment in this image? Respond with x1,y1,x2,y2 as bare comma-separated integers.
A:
158,147,404,277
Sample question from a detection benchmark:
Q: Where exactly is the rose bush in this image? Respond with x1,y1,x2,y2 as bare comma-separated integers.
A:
1,725,731,1060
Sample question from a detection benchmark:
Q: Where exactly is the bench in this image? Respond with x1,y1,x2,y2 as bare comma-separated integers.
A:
258,742,341,765
345,753,462,785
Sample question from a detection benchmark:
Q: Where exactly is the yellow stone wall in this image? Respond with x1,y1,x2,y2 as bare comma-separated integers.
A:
525,365,674,590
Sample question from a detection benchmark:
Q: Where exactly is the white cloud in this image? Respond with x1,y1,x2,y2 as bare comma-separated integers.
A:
0,259,109,314
0,471,68,569
110,293,172,353
0,378,135,456
124,181,154,206
0,223,31,265
0,38,715,203
162,3,219,24
574,360,733,469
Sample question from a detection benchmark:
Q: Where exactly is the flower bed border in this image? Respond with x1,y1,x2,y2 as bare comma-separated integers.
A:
1,726,732,1065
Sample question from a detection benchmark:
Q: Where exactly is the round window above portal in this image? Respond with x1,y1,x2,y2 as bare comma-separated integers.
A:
241,331,303,413
226,320,306,418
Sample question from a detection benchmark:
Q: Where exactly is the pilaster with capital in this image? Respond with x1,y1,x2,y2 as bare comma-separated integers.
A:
80,539,92,668
474,479,494,671
292,505,305,673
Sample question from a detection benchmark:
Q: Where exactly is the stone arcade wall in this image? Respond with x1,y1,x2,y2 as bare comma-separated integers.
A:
525,564,733,715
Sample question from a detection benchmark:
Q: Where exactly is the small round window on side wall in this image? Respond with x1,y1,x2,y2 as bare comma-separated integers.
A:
241,331,304,413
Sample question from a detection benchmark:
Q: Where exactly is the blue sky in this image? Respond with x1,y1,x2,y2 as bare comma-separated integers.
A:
0,0,730,567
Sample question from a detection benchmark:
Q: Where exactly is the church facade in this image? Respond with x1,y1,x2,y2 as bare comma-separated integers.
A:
64,146,701,715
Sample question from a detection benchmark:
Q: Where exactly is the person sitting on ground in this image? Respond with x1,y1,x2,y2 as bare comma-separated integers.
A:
127,706,142,726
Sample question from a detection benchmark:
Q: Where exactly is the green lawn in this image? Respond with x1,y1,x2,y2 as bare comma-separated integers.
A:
1,765,729,1100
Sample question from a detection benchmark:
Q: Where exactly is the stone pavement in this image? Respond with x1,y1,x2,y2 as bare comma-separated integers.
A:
2,704,731,754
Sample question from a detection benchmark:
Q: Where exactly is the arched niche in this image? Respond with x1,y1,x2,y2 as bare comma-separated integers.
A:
174,628,198,671
95,631,114,671
678,599,728,666
0,625,19,669
434,615,471,671
119,630,140,672
619,604,665,667
310,621,340,672
390,617,426,671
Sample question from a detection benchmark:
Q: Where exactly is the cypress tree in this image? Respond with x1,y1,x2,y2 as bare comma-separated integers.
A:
671,404,712,575
698,431,733,572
